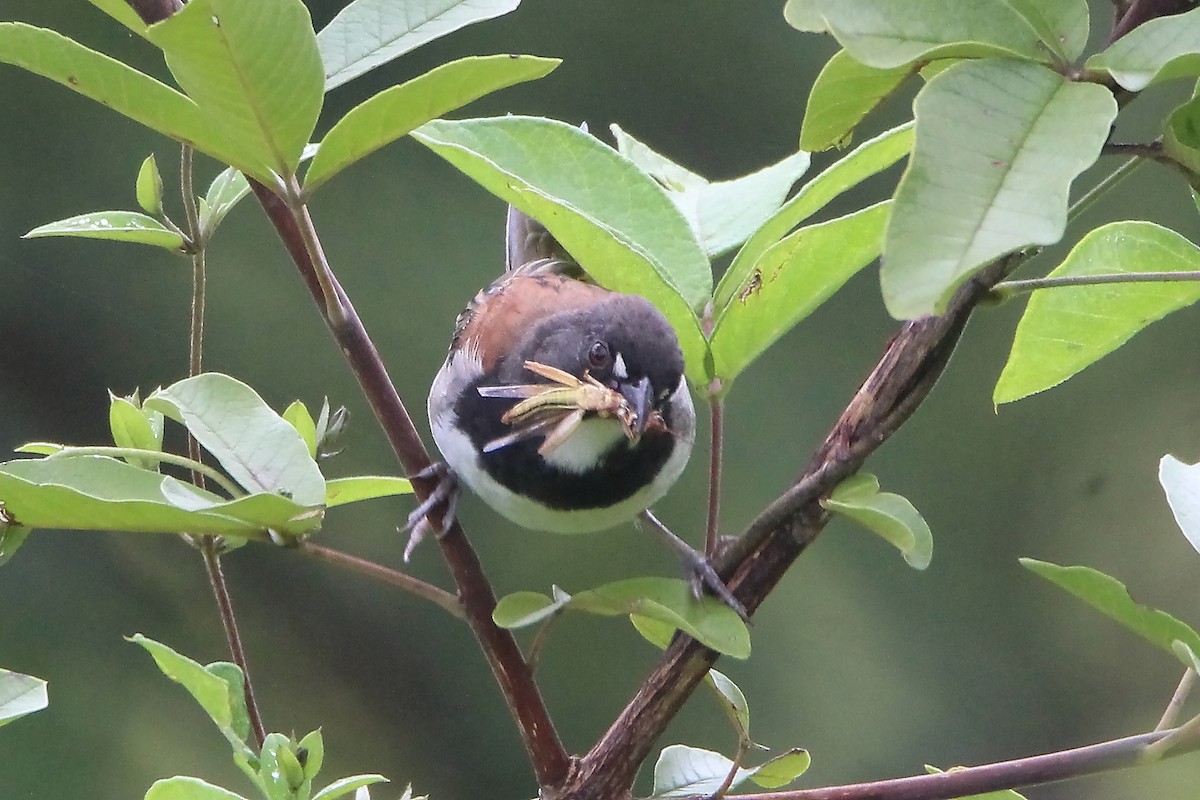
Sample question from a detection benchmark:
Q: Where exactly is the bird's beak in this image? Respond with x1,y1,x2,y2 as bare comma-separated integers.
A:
617,376,653,440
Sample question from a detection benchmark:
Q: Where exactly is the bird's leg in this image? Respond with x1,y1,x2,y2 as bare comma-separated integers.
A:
638,510,749,623
400,462,460,561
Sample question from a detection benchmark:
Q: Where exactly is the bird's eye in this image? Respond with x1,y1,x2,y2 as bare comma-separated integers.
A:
587,340,612,370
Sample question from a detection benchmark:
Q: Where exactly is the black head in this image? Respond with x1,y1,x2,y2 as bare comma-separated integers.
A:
497,293,686,429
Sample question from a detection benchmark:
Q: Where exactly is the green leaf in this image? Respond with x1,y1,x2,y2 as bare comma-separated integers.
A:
1020,559,1200,667
201,167,252,236
130,635,245,742
0,668,47,726
311,775,389,800
204,662,251,745
412,116,709,384
611,124,810,258
318,0,521,91
716,121,912,313
750,749,812,788
649,745,809,799
146,373,326,506
298,729,325,781
822,473,932,569
0,24,235,160
710,202,889,384
629,613,677,649
1158,454,1200,558
994,222,1200,404
109,392,165,470
801,50,915,152
144,777,250,800
324,476,413,508
0,455,320,538
283,401,318,458
783,0,828,33
882,59,1116,319
0,525,31,567
571,577,750,658
88,0,148,33
306,54,559,194
820,0,1089,67
1164,86,1200,186
24,211,185,250
492,588,571,628
137,154,165,216
1087,6,1200,91
707,668,750,737
145,0,324,182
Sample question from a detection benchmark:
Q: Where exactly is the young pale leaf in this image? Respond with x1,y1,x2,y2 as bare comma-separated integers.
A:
1164,88,1200,184
283,400,318,458
651,745,746,799
493,589,571,628
131,635,241,738
750,749,811,789
783,0,828,33
0,24,243,169
145,0,324,183
412,116,708,384
822,473,932,569
0,525,31,567
717,122,912,312
146,373,326,506
0,455,319,538
1158,455,1200,558
109,393,165,469
570,577,750,658
306,55,559,194
311,775,389,800
994,222,1200,405
0,668,47,727
650,745,808,799
707,668,750,737
144,777,250,800
821,0,1089,67
136,154,164,215
630,614,677,649
1020,559,1200,667
319,0,520,91
611,125,810,258
204,662,251,745
201,167,252,236
299,729,325,781
1087,6,1200,91
882,60,1116,320
24,211,185,250
801,50,915,152
711,202,889,385
324,476,413,508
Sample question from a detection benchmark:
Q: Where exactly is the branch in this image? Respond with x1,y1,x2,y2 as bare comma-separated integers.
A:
561,255,1021,799
1110,0,1195,43
122,2,570,786
730,728,1177,800
993,269,1200,298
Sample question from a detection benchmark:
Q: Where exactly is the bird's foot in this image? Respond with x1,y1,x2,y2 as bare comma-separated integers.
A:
638,510,749,623
399,462,460,562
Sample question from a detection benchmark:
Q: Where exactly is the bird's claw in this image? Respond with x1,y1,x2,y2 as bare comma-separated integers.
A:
400,463,459,561
638,510,749,623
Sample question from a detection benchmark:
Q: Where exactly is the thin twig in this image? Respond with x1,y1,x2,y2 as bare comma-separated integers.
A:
706,390,724,557
729,728,1179,800
296,542,464,620
200,538,267,747
708,740,749,800
1155,669,1196,731
994,270,1200,298
1067,156,1144,224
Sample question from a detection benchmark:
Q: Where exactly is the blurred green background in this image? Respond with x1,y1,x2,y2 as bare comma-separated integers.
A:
3,2,1200,798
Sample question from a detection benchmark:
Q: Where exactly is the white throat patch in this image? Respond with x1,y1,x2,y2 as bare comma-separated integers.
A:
541,416,627,474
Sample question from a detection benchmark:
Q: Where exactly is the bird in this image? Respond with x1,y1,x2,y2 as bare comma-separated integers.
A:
413,206,742,615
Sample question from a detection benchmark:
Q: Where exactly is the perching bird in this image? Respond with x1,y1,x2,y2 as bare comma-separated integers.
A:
413,206,741,615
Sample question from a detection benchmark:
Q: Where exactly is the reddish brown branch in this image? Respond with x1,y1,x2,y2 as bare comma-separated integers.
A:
122,0,569,786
